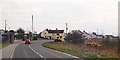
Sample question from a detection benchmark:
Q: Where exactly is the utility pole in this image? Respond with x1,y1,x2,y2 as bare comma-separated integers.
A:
32,15,33,34
32,15,33,40
5,20,7,31
65,23,68,34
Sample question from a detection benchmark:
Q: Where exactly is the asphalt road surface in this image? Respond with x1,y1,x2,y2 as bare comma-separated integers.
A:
11,40,81,60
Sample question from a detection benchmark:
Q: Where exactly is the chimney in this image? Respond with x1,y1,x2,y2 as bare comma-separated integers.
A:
56,28,58,30
46,29,48,31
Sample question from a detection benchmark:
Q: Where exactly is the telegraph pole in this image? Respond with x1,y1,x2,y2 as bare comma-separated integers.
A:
32,15,33,34
5,20,7,31
32,15,33,40
65,23,68,34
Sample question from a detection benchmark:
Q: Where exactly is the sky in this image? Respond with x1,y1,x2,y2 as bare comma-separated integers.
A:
0,0,119,35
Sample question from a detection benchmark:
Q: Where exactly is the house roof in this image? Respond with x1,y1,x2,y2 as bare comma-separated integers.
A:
96,35,104,37
83,31,90,35
46,29,64,33
105,35,114,37
78,30,83,34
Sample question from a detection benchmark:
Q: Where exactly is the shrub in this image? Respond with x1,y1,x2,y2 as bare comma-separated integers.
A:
86,42,101,48
65,30,85,44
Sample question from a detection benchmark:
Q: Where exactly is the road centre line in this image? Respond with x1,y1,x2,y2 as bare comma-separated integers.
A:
28,45,44,58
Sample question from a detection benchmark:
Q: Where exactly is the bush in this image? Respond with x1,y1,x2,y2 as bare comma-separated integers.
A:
86,42,101,47
54,39,63,42
65,30,85,43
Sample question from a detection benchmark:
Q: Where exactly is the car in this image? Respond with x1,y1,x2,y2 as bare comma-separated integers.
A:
25,39,31,44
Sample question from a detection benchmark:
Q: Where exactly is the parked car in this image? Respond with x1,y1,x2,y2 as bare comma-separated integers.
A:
25,39,31,44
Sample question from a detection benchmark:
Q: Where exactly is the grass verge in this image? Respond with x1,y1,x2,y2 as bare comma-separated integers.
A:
0,42,2,49
0,42,10,49
42,42,98,58
42,42,119,60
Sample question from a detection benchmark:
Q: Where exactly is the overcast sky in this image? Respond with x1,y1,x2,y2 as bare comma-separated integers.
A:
0,0,119,35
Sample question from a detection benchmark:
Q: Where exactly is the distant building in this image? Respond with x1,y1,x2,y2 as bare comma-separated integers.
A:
0,29,5,41
113,36,119,39
105,35,114,39
90,33,97,39
0,29,5,34
41,29,64,41
82,31,91,39
82,31,99,39
96,35,104,39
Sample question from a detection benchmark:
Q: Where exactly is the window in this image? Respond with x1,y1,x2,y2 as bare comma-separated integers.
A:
57,37,59,39
60,36,62,38
57,33,59,35
49,36,51,39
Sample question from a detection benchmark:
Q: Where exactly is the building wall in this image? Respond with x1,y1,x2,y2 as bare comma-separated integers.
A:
83,33,91,39
44,33,64,41
41,29,64,41
41,30,48,38
91,34,97,38
0,30,5,41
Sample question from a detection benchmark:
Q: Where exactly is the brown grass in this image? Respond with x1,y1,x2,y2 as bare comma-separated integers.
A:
72,39,119,58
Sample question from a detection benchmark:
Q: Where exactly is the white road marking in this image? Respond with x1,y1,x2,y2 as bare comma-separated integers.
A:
29,45,45,59
39,55,43,58
36,52,39,54
46,48,79,58
9,44,17,58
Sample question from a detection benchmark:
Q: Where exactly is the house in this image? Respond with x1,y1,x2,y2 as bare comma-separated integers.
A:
78,30,83,35
90,33,97,39
96,35,104,39
0,29,5,34
82,31,98,39
82,31,91,39
105,35,114,39
41,29,64,41
113,36,119,39
0,29,5,41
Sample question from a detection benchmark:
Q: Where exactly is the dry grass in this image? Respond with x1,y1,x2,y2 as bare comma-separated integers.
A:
73,39,119,58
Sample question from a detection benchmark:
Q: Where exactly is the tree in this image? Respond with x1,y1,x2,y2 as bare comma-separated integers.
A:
65,30,84,43
16,28,25,39
16,28,25,34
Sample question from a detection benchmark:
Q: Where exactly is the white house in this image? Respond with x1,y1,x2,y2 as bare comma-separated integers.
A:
96,35,104,39
82,31,91,39
90,33,97,38
41,29,64,41
82,31,98,39
105,35,114,39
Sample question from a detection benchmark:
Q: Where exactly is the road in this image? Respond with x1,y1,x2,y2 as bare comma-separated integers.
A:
11,40,80,60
